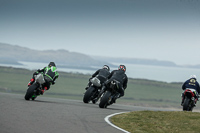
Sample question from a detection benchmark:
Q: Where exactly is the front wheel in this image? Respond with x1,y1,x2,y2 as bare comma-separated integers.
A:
24,84,38,100
83,87,96,103
99,91,112,108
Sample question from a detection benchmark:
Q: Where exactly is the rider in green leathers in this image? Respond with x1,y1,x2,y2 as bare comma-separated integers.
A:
27,62,59,94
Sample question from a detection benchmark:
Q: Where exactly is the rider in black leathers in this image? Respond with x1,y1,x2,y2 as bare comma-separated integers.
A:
104,65,128,102
85,65,110,90
181,75,200,106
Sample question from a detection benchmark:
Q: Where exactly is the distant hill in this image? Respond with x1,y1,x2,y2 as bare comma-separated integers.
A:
93,57,200,69
0,43,199,69
93,56,178,67
0,43,114,69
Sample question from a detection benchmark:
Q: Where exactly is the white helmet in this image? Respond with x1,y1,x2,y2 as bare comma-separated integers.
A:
190,75,197,79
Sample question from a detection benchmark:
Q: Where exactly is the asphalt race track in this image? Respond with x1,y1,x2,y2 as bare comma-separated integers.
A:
0,93,173,133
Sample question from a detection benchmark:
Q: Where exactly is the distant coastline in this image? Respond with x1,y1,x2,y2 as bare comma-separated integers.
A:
1,43,200,70
93,56,200,69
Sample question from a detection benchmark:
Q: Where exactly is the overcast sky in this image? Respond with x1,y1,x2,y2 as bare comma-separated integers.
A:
0,0,200,65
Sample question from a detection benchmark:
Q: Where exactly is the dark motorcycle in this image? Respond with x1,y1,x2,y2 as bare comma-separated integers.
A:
99,80,120,108
24,73,51,100
83,76,105,104
182,88,198,111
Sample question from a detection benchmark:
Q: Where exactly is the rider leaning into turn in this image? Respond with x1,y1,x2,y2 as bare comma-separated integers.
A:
28,62,59,94
181,75,200,106
104,64,128,103
85,65,110,90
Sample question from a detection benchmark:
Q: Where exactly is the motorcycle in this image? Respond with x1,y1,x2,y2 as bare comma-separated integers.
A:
24,73,51,100
83,76,105,104
99,80,120,108
182,88,198,111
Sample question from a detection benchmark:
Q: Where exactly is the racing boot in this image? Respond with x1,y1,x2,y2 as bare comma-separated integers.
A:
181,97,184,106
40,87,48,95
28,78,35,87
113,93,121,103
92,98,98,104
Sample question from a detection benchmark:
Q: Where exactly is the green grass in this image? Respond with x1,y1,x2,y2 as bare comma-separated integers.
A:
0,66,187,109
111,111,200,133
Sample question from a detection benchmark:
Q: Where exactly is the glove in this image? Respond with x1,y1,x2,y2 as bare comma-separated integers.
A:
89,77,92,81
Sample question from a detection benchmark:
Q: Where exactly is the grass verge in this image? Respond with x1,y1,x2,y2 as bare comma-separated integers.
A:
111,111,200,133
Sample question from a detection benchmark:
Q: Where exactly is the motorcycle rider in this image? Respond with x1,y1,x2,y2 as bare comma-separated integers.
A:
85,65,110,90
27,62,59,94
181,75,200,106
104,64,128,103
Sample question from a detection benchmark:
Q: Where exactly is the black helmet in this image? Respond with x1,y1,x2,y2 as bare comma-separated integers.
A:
118,65,126,72
102,65,110,71
48,62,56,67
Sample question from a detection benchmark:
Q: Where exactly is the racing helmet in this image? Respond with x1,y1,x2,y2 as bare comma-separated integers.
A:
48,62,56,67
190,75,197,79
118,65,126,72
102,65,110,71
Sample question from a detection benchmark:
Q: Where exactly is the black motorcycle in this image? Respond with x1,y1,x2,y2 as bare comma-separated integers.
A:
99,80,120,108
182,88,198,111
83,76,105,104
24,73,51,100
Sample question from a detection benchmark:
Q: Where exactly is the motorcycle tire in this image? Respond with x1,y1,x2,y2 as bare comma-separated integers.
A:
83,87,96,103
99,91,112,108
24,84,38,100
183,97,190,111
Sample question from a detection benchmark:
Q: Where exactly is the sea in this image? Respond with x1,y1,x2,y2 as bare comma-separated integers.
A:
1,61,200,83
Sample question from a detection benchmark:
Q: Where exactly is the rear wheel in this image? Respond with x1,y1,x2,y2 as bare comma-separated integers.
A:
83,87,96,103
183,97,190,111
99,91,112,108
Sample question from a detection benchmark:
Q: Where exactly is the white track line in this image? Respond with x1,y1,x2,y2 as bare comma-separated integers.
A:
105,112,130,133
